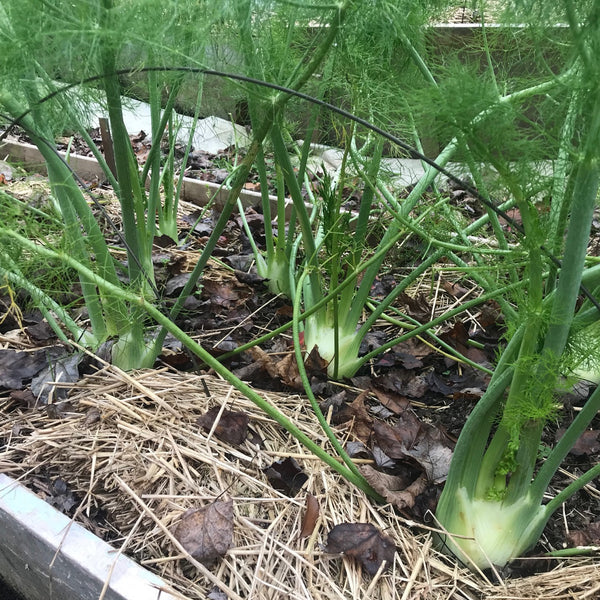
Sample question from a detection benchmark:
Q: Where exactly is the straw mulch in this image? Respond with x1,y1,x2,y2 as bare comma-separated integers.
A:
1,365,599,600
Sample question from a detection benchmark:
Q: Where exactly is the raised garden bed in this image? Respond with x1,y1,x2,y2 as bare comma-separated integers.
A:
1,161,599,598
2,3,600,598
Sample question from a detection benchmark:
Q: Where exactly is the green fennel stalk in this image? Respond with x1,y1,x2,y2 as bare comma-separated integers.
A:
435,89,600,571
0,225,381,501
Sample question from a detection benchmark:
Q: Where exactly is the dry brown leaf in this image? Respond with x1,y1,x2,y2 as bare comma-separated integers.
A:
244,345,328,390
556,428,600,456
567,521,600,547
197,406,249,445
245,346,303,389
243,181,261,191
173,499,234,566
371,388,411,415
202,277,252,309
441,279,470,298
361,465,427,510
263,457,308,496
331,391,373,443
373,417,453,484
389,338,433,370
324,522,396,575
398,292,432,322
299,493,320,539
276,353,304,389
0,347,66,389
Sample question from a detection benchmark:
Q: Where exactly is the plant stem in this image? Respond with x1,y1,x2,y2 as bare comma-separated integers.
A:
293,269,381,498
532,382,600,504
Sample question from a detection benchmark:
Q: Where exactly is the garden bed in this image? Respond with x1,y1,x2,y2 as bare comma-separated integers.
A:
2,2,600,597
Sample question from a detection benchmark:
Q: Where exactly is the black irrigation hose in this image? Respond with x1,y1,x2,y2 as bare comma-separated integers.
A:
1,65,598,311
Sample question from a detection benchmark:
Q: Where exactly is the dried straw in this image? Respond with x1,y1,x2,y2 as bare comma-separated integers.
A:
1,366,598,599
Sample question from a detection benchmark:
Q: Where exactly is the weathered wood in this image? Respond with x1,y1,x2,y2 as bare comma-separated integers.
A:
0,138,272,210
0,138,297,216
0,474,179,600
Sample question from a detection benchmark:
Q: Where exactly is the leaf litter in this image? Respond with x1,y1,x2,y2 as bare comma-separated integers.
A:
173,499,234,566
324,523,397,575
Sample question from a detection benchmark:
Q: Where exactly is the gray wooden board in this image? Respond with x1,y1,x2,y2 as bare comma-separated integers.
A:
0,139,268,210
0,138,306,221
0,474,179,600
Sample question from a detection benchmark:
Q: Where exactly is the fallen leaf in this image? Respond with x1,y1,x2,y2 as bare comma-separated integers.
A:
207,588,228,600
500,207,522,230
373,412,420,455
305,345,329,374
390,338,433,370
30,352,82,404
373,417,453,484
202,277,252,310
243,346,306,390
45,478,79,515
263,457,308,496
197,406,249,445
9,389,36,408
371,388,411,415
165,272,193,296
556,428,600,456
234,269,265,285
0,347,66,389
345,440,369,459
25,321,56,343
451,387,486,401
360,466,427,510
299,494,320,539
423,371,455,395
243,181,261,191
130,130,148,143
398,292,432,322
403,373,429,398
371,445,396,469
478,301,503,329
441,279,470,298
276,353,304,389
567,521,600,547
441,321,470,355
173,499,234,566
324,523,396,575
153,234,177,249
331,392,373,443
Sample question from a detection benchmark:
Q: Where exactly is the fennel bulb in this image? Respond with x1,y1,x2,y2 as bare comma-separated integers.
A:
303,313,362,379
437,487,548,570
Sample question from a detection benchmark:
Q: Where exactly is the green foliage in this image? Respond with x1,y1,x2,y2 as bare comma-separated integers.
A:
2,0,600,572
0,189,77,309
434,0,600,569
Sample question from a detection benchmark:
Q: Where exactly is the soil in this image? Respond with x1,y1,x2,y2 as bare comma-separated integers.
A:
1,131,600,597
0,579,25,600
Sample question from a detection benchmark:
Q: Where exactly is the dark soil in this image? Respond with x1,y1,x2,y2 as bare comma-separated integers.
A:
0,579,25,600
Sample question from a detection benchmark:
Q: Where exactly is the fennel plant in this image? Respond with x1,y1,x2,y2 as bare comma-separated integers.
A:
431,0,600,570
0,0,351,369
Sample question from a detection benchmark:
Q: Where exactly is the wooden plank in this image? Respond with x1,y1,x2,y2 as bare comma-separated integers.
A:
0,474,179,600
0,138,296,216
0,139,270,208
